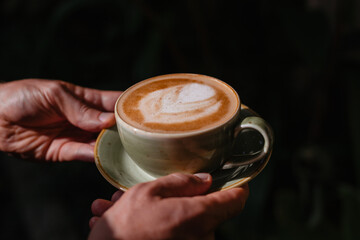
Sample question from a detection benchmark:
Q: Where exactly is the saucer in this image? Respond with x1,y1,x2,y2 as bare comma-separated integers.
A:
94,105,272,192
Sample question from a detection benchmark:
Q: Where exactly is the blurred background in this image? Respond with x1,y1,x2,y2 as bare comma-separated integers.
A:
0,0,360,239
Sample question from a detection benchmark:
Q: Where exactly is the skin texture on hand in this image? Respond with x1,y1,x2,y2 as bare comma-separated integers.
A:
88,173,249,240
0,79,122,162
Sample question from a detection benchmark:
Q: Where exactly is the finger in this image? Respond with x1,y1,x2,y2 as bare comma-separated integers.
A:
146,173,212,198
56,89,115,132
64,82,122,112
47,141,95,162
111,190,124,202
91,199,114,217
85,89,122,112
201,184,249,223
89,140,97,147
89,216,99,229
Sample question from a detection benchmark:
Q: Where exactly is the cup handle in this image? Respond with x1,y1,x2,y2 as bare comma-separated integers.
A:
222,116,274,169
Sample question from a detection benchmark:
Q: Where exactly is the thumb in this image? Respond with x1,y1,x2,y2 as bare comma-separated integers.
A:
148,173,212,198
57,90,115,132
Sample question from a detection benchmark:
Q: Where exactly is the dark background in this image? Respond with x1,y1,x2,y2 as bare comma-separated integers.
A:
1,0,360,239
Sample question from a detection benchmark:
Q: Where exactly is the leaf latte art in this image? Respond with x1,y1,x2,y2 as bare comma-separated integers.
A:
138,83,221,124
118,75,239,133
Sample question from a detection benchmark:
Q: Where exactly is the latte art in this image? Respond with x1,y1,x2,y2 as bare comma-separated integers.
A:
117,74,239,133
138,83,221,124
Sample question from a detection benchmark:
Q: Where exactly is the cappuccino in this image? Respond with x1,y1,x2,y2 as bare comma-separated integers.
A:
117,74,239,133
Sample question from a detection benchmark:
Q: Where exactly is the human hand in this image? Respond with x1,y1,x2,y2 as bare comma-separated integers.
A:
0,79,121,162
88,173,249,240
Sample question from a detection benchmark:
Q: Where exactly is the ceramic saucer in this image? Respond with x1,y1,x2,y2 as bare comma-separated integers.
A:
94,105,272,192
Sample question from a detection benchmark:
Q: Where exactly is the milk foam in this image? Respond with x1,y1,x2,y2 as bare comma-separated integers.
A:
138,83,221,124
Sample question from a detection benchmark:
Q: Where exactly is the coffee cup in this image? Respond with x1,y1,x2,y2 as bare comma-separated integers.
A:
114,73,273,177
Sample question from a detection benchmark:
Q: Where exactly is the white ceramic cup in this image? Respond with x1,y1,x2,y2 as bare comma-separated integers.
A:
115,73,274,177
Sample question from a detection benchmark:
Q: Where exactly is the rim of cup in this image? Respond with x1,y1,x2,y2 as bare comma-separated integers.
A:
114,73,241,138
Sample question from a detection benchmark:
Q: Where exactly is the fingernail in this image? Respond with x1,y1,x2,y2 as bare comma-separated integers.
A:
99,112,114,123
194,173,211,182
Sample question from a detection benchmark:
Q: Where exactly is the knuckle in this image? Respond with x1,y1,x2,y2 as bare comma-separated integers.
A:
127,182,153,197
75,105,94,125
168,173,198,185
129,182,147,192
79,103,90,114
45,80,63,94
42,80,66,104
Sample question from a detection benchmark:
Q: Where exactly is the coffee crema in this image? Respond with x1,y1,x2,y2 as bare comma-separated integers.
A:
117,74,239,133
